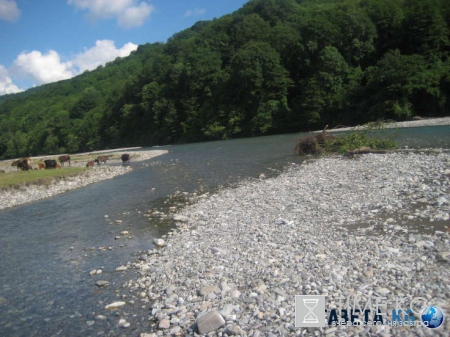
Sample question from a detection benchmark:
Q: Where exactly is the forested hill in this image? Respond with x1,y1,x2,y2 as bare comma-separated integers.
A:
1,0,450,159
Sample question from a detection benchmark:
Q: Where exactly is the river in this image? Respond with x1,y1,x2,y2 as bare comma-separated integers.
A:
0,126,449,336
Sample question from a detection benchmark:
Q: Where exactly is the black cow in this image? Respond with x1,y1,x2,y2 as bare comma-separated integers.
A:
44,159,58,169
121,153,130,164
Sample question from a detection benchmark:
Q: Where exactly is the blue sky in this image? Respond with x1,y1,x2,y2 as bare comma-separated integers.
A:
0,0,249,96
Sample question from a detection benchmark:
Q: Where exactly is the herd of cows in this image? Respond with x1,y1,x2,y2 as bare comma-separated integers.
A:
11,153,131,171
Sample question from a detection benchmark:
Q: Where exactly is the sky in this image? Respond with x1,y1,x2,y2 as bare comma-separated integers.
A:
0,0,249,96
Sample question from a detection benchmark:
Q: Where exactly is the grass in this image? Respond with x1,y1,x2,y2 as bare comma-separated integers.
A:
0,167,87,189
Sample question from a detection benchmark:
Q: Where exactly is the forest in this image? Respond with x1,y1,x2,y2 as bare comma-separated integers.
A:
0,0,449,159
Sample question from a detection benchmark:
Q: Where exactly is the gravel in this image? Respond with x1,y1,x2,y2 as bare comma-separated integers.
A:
121,149,450,336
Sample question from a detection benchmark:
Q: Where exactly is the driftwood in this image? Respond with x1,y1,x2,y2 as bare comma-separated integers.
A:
345,147,388,156
294,125,339,155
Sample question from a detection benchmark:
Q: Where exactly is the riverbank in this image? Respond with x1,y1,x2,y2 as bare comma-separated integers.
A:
121,149,450,336
323,116,450,133
0,149,168,211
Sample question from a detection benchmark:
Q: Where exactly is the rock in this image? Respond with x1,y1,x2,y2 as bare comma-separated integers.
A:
437,252,450,262
173,215,189,222
199,285,218,296
196,311,225,334
230,290,241,299
220,282,231,293
95,280,109,287
256,283,267,294
86,320,95,327
115,265,127,271
120,231,130,235
376,287,390,295
158,318,170,329
105,301,126,310
153,239,165,247
224,324,243,335
325,327,338,334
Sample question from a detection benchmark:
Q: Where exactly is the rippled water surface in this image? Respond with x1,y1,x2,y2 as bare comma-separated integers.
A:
0,126,449,336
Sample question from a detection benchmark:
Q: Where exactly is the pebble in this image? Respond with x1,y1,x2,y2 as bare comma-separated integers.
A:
105,301,126,310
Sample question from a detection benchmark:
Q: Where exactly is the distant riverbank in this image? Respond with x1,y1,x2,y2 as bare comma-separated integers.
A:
0,149,168,211
321,116,450,133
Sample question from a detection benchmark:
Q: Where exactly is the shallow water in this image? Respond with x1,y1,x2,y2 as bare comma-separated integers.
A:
0,126,449,336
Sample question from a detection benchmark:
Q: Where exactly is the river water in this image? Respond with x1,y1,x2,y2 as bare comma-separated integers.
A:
0,126,449,336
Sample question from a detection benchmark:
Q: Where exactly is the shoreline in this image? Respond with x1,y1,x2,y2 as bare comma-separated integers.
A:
122,149,450,336
315,116,450,133
0,149,168,211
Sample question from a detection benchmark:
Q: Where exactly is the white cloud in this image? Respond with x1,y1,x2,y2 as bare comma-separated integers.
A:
118,2,153,28
68,0,154,27
0,65,23,95
0,0,20,22
184,8,205,18
12,50,74,85
72,40,138,72
2,40,138,95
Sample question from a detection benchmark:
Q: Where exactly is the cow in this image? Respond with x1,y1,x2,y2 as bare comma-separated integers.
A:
58,155,71,167
94,155,112,165
16,157,32,171
35,163,46,170
121,153,130,164
44,159,58,169
86,161,95,167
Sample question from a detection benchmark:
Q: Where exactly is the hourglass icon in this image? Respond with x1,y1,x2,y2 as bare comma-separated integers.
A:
303,298,319,323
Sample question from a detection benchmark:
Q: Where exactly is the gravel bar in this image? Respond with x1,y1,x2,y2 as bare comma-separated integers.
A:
121,150,450,336
0,149,168,211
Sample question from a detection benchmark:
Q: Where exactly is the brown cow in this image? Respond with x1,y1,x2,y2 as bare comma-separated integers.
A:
86,161,95,167
94,155,112,165
35,163,46,170
16,157,32,171
58,155,71,167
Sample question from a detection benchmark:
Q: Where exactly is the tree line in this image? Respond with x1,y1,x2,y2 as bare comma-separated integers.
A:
1,0,449,159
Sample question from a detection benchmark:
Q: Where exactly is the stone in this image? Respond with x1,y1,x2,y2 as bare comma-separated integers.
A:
158,318,170,329
153,239,165,247
199,285,218,296
220,282,231,292
105,301,126,310
224,324,243,335
196,311,225,335
230,290,241,299
116,265,127,271
86,320,95,327
95,280,109,287
173,215,189,222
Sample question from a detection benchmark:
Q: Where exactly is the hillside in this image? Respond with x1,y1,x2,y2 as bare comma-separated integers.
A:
1,0,449,159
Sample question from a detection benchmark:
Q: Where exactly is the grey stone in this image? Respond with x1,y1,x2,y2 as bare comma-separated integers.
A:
199,285,218,296
196,311,225,334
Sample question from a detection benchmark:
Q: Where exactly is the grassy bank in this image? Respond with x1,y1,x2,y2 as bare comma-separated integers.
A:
0,167,87,189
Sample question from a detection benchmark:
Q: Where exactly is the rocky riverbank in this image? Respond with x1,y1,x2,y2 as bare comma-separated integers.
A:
0,149,168,211
118,149,450,336
324,116,450,133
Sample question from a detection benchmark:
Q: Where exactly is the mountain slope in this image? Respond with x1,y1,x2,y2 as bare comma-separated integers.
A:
1,0,449,159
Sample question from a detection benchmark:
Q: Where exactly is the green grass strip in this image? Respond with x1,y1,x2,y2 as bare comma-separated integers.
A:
0,167,87,189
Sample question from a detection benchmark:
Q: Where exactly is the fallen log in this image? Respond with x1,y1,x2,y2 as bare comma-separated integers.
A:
345,147,388,156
